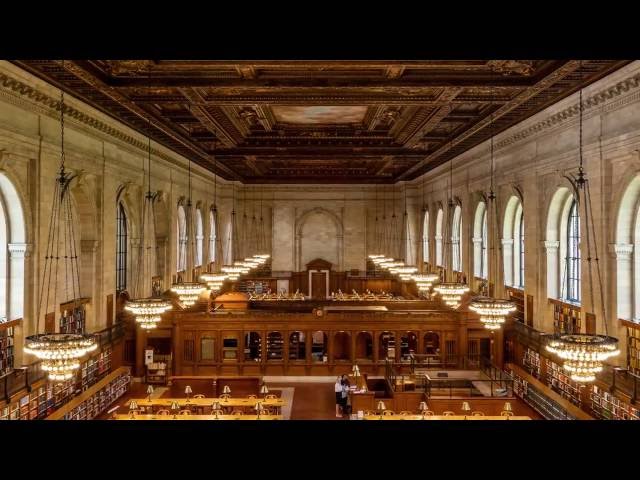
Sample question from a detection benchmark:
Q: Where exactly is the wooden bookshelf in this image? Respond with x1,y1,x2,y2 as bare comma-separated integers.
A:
625,321,640,375
59,298,90,334
0,319,18,376
522,347,541,379
545,358,582,407
46,367,131,420
549,299,581,334
590,385,640,420
266,332,284,360
146,353,171,385
506,287,525,324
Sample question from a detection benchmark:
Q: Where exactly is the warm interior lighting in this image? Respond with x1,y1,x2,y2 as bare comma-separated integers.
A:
469,297,516,330
433,282,469,309
171,282,205,307
125,298,172,329
24,333,97,381
546,334,620,382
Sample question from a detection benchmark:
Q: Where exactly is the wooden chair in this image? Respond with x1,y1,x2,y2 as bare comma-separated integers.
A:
501,411,514,417
157,409,170,416
211,409,225,416
265,394,277,400
193,394,205,399
231,409,244,415
179,410,192,415
247,394,258,399
422,410,435,417
471,411,485,416
399,411,413,416
382,410,396,416
364,410,376,416
442,411,455,416
219,394,231,400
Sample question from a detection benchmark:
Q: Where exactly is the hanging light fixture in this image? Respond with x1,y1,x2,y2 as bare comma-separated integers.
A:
468,100,515,330
221,184,243,282
433,143,469,309
544,62,619,382
24,62,97,382
171,152,205,307
125,65,172,329
200,135,227,292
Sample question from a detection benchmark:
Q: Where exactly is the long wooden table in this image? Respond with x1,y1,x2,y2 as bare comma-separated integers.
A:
128,397,285,413
362,415,531,420
114,414,282,420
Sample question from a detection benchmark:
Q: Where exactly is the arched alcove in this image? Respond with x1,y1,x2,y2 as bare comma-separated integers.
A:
295,207,343,271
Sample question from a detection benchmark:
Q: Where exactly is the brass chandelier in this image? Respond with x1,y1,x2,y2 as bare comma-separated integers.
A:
544,66,619,382
24,68,97,382
125,67,172,328
433,148,468,309
468,105,515,330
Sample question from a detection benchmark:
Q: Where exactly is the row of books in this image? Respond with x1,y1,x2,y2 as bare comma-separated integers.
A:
590,385,639,420
60,370,131,420
0,324,15,376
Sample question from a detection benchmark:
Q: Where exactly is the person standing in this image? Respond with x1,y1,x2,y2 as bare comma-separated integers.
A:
341,375,351,416
334,376,344,417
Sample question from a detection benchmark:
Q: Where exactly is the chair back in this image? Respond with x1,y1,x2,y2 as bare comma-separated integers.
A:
399,411,412,416
193,394,205,399
220,394,231,400
442,411,455,416
247,394,258,399
382,410,395,416
471,411,485,416
179,410,192,415
363,410,375,416
157,409,170,416
501,411,514,417
265,394,277,400
231,409,244,415
423,410,435,416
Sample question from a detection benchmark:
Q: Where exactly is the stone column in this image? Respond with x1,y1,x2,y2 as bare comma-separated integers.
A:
611,243,633,320
435,235,443,266
7,243,29,321
472,237,483,278
80,240,99,331
501,238,514,287
544,240,560,299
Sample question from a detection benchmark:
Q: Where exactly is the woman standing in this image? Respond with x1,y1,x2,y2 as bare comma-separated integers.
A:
334,376,344,417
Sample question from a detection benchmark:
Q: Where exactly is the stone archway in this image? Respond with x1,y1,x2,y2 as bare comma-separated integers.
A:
294,207,343,272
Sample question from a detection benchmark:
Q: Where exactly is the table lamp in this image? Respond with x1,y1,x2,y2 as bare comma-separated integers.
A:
212,401,221,419
146,385,154,402
418,401,428,419
222,385,231,400
255,401,263,419
129,400,138,419
502,401,513,419
185,385,192,401
170,401,180,419
260,384,269,400
377,400,386,420
352,364,360,377
461,401,471,420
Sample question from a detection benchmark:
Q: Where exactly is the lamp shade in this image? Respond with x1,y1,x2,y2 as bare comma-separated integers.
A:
377,400,386,411
129,400,138,411
223,385,231,395
503,401,513,412
418,401,428,412
212,401,221,411
170,401,180,412
185,385,193,395
146,385,154,396
461,401,471,412
255,401,263,412
352,364,360,375
260,384,269,395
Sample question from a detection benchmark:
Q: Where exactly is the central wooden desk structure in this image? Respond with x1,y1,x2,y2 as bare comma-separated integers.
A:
128,397,285,414
362,415,531,420
113,414,282,420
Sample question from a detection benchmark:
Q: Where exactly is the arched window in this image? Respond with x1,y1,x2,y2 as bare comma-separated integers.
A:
545,188,578,302
422,210,429,264
116,202,128,293
565,199,580,303
209,208,217,264
177,204,187,272
473,202,487,279
503,196,524,288
451,205,462,272
195,207,203,267
435,208,443,267
0,174,26,323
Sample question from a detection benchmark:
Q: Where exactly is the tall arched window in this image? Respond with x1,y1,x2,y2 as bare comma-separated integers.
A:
177,204,187,272
422,210,429,264
503,196,524,288
195,207,203,267
0,174,26,322
545,187,578,302
451,205,462,272
435,208,443,267
116,202,128,293
615,175,640,321
473,202,487,279
565,199,580,303
209,208,217,264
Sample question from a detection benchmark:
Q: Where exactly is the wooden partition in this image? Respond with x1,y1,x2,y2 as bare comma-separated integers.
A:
427,397,539,418
168,376,262,397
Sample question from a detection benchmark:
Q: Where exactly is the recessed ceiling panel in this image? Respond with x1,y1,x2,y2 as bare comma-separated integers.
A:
272,106,367,125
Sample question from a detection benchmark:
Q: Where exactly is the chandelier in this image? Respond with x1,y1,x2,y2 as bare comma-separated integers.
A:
171,282,205,307
544,64,618,383
412,273,439,292
124,66,172,328
199,273,227,292
469,297,516,330
546,334,619,382
24,70,97,382
125,298,172,330
468,107,515,330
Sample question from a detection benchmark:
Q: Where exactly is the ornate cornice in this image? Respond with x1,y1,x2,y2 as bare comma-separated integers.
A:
544,240,560,250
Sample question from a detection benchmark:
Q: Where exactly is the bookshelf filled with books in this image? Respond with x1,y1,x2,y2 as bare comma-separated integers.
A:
550,299,581,334
46,367,131,420
626,322,640,375
590,385,640,420
506,287,525,324
0,320,16,376
146,353,171,385
522,347,541,378
545,358,582,407
59,298,90,334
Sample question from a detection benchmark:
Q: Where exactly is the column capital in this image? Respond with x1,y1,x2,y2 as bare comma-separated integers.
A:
544,240,560,251
612,243,633,258
501,238,514,246
472,237,483,244
8,243,31,258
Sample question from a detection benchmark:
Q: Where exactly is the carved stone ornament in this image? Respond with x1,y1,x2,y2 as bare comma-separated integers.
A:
487,60,534,76
107,60,155,76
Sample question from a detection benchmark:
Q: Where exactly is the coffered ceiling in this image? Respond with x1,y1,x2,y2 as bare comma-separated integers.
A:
14,60,629,183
